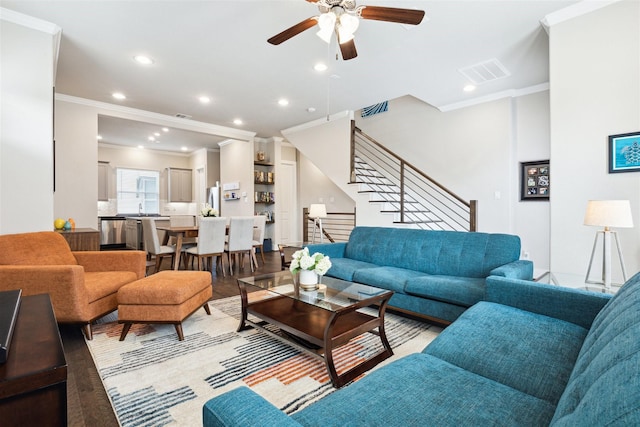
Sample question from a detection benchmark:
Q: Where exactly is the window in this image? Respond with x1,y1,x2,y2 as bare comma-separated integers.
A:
116,168,160,214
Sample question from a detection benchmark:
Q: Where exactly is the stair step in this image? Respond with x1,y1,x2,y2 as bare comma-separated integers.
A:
381,210,431,214
394,220,443,224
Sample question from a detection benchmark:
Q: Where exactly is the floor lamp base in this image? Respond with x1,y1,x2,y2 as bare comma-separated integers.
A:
585,230,627,291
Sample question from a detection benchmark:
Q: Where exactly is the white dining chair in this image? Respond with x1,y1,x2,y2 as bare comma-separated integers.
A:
169,215,197,247
225,216,255,275
184,217,227,276
142,218,176,273
252,215,267,269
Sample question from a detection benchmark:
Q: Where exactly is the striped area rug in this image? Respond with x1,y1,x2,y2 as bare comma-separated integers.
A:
86,296,441,427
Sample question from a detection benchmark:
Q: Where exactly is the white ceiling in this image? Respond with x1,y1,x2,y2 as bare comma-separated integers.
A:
3,0,579,152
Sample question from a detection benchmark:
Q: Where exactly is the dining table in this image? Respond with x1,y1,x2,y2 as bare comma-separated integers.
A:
156,225,199,270
156,222,258,271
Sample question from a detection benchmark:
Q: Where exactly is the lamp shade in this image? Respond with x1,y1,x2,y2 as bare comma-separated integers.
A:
583,200,634,228
309,204,327,219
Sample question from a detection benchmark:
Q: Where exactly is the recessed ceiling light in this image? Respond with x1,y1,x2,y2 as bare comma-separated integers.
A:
199,96,211,104
307,107,316,113
162,127,169,132
314,63,328,72
233,119,243,125
137,145,144,149
112,92,126,100
463,84,476,92
148,136,155,141
154,132,160,137
278,98,289,106
181,146,188,151
133,55,154,65
97,135,103,140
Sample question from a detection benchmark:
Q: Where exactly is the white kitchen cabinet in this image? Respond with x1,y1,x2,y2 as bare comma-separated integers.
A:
167,168,192,202
98,161,109,201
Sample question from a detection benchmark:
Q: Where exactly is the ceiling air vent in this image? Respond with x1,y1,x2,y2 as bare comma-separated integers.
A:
175,113,192,119
458,59,511,85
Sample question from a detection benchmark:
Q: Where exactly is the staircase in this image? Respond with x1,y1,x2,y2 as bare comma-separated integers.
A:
350,122,477,231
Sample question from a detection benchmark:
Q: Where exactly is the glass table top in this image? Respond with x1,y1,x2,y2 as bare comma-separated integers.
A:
237,271,392,312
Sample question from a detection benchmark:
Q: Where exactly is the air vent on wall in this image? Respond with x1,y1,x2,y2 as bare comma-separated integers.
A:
175,113,192,119
458,58,511,85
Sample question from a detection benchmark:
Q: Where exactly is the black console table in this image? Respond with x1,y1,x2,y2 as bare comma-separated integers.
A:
0,294,67,426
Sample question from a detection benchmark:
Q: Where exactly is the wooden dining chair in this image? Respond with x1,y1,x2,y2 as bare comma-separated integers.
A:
224,216,255,275
184,217,227,276
170,215,197,247
142,218,176,273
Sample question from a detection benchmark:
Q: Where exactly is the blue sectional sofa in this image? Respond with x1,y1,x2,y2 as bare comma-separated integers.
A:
306,226,533,323
203,273,640,426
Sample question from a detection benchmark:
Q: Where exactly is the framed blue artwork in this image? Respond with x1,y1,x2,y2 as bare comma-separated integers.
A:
609,131,640,173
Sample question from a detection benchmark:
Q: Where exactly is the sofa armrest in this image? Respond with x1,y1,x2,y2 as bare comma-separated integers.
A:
489,259,534,280
486,276,611,329
203,387,301,427
305,242,347,259
0,265,90,321
73,250,147,279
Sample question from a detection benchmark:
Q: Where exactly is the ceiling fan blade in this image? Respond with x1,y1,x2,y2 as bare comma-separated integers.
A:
267,17,318,45
340,39,358,61
359,6,425,25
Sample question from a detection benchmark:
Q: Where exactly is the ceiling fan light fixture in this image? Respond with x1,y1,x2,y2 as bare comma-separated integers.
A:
316,12,336,44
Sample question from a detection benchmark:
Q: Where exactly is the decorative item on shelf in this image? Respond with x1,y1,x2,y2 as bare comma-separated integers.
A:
54,218,66,230
63,220,72,230
267,172,274,184
68,218,76,230
289,247,332,291
257,151,265,161
200,203,218,217
584,199,634,291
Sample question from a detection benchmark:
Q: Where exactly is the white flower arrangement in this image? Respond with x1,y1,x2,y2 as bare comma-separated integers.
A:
289,247,332,275
200,204,218,217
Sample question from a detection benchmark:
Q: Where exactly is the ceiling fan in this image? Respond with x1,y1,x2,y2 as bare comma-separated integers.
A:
267,0,425,60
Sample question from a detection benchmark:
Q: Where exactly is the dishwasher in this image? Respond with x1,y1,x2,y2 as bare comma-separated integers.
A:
99,217,127,249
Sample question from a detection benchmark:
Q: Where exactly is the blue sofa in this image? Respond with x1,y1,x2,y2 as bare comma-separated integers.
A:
306,227,533,323
203,273,640,426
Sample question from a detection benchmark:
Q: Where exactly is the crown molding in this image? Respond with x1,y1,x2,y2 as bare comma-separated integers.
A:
56,93,257,141
438,83,550,112
540,0,622,32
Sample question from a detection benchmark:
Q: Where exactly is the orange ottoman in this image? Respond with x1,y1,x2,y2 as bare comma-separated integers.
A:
117,270,212,341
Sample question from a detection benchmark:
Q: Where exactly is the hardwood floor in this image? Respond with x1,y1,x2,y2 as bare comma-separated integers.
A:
61,250,284,427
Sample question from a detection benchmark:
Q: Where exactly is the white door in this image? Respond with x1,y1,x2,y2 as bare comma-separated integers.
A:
279,161,297,244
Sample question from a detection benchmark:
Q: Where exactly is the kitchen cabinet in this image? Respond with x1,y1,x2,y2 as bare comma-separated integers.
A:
167,168,192,202
98,162,109,201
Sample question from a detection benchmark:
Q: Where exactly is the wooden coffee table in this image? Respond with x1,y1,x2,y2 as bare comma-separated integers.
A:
237,271,394,388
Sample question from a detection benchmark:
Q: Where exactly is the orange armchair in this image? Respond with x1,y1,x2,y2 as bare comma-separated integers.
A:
0,231,146,339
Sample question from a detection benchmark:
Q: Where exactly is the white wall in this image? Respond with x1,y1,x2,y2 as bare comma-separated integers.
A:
549,0,640,282
219,140,254,217
0,14,57,233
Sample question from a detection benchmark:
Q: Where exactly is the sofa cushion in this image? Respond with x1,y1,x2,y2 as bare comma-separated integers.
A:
292,353,556,427
342,227,520,277
324,257,377,281
352,267,426,294
85,271,138,303
550,272,640,425
424,301,588,405
404,275,485,307
0,231,77,266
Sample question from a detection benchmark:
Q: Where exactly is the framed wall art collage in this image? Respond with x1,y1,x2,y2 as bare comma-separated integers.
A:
520,160,549,201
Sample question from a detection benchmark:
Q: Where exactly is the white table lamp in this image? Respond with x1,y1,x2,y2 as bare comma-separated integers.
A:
584,200,633,290
309,204,327,243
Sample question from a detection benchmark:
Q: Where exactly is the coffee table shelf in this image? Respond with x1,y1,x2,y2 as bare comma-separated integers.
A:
237,272,394,388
